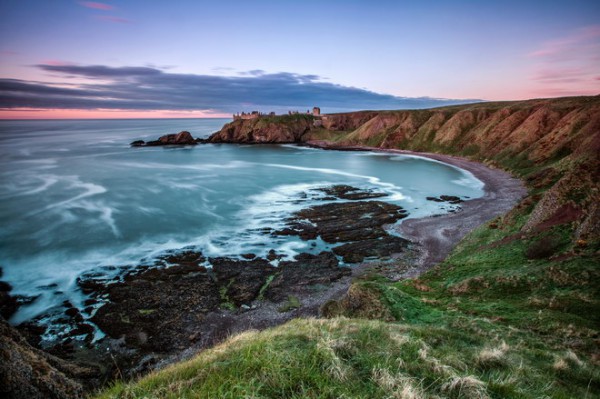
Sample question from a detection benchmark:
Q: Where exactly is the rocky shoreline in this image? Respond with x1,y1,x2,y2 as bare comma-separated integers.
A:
1,141,526,398
303,141,528,273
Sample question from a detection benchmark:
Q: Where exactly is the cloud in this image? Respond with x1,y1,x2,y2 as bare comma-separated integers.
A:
529,25,600,59
37,64,159,78
0,64,479,113
80,2,113,11
528,25,600,95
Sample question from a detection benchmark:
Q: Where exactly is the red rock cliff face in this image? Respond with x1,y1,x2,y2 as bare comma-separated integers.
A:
323,97,599,163
209,96,600,242
324,97,600,242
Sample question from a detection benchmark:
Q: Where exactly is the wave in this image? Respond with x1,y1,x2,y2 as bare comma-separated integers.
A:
112,160,251,171
261,163,410,201
0,174,59,199
33,176,107,214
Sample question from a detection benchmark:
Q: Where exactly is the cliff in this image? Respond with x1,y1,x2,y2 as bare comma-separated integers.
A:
208,113,314,143
0,317,97,399
313,96,600,164
95,96,600,398
210,96,600,243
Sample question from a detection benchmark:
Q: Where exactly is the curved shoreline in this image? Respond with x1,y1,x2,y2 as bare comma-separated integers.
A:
2,141,528,388
141,142,527,374
303,140,528,275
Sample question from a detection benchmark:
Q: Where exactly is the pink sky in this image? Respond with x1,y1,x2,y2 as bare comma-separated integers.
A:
0,108,230,120
1,2,598,119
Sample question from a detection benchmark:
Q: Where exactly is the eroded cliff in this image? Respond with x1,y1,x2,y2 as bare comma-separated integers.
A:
210,96,600,242
208,114,314,143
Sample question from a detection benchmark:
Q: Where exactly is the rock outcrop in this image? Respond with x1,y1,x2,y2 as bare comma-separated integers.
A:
131,131,197,146
0,282,18,320
0,317,93,399
83,250,350,359
209,96,600,242
208,114,314,143
318,98,600,242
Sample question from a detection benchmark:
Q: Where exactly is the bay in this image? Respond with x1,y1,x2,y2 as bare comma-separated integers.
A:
0,118,483,326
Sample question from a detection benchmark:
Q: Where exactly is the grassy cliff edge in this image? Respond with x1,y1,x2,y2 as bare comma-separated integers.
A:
98,96,599,398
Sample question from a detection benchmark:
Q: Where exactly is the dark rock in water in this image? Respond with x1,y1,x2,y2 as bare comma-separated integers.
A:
440,195,463,204
0,270,39,320
273,200,411,264
314,185,388,200
131,131,198,147
83,298,98,307
0,279,18,320
77,276,107,295
265,252,350,301
426,195,463,204
333,236,410,263
241,253,256,260
69,323,94,338
284,200,408,243
426,196,444,202
65,307,79,318
266,249,284,261
159,250,205,267
157,130,197,145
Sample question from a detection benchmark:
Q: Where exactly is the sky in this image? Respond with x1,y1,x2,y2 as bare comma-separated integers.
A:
0,0,599,119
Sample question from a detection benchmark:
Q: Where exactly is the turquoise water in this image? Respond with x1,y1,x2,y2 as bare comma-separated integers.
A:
0,118,483,325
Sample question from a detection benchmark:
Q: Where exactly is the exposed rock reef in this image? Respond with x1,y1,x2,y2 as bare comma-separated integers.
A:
78,186,410,370
78,251,351,373
314,184,388,200
276,200,410,263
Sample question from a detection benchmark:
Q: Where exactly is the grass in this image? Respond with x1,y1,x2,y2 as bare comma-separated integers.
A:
96,317,599,398
304,128,351,142
256,113,314,125
94,99,599,398
95,201,600,398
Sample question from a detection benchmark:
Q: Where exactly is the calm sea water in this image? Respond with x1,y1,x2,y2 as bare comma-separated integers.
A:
0,118,483,326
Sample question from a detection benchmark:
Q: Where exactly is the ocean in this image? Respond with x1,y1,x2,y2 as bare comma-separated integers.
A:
0,118,483,330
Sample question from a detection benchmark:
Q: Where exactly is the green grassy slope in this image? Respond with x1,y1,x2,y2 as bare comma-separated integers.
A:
96,97,599,399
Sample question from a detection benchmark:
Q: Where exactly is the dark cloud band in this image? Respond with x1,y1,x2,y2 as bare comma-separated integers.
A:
0,64,479,113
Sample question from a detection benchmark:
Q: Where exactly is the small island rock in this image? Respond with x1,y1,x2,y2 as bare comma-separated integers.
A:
130,131,197,147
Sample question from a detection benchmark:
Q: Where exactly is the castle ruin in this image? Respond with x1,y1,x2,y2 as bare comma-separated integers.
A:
233,107,321,121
